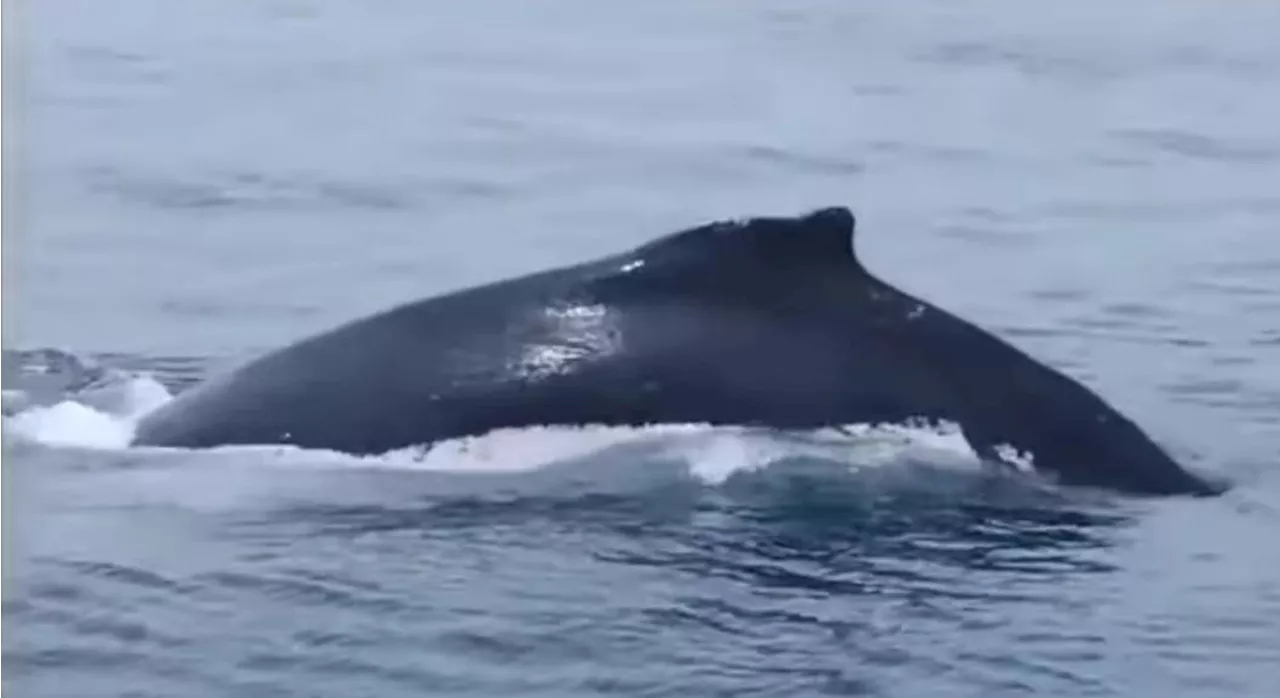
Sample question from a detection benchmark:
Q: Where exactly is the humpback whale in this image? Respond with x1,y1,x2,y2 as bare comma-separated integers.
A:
131,207,1223,497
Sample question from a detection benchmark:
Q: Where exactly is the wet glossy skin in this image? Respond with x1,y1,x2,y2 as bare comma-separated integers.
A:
132,207,1224,497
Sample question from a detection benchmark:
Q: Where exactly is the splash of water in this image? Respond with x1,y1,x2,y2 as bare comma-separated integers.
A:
3,367,983,484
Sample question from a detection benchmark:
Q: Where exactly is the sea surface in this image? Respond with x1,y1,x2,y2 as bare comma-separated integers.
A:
4,0,1280,696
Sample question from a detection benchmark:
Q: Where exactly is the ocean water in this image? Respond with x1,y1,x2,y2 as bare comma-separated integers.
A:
4,0,1280,696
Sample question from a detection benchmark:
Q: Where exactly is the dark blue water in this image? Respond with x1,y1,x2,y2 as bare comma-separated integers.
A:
4,0,1280,696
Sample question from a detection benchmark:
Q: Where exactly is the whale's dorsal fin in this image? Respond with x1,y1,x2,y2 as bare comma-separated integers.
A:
788,206,858,266
634,206,862,273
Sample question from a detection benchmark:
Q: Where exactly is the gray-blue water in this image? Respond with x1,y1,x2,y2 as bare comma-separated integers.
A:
4,0,1280,696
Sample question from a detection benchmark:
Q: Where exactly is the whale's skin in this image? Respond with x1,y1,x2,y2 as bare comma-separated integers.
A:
130,207,1223,497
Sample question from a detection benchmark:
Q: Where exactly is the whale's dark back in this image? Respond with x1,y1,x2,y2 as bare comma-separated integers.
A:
131,207,1223,497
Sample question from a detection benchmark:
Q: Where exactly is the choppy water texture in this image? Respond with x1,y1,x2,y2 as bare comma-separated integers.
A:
5,0,1280,696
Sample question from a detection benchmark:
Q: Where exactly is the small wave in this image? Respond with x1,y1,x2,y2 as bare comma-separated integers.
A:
82,166,415,212
4,349,174,449
4,391,164,450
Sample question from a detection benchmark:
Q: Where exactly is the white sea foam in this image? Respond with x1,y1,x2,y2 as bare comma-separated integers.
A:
2,373,984,483
4,374,172,449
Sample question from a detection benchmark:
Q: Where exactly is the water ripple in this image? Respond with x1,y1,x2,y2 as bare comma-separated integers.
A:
1111,128,1280,164
82,166,420,212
